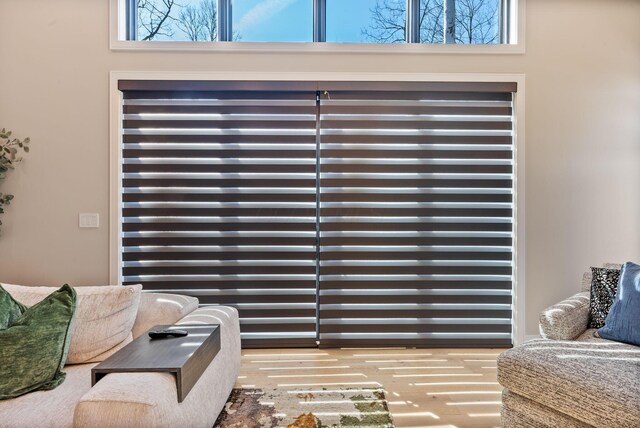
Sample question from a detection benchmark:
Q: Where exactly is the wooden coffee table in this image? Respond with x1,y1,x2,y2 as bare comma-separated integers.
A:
91,324,220,402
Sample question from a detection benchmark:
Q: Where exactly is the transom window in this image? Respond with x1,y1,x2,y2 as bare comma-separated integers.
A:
124,0,516,44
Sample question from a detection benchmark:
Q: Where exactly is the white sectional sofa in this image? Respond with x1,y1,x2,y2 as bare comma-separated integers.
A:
0,293,241,428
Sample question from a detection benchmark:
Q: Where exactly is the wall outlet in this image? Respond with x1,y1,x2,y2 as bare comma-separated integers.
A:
79,213,99,228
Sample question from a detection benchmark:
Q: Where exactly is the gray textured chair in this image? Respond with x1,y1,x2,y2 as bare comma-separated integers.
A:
497,264,640,428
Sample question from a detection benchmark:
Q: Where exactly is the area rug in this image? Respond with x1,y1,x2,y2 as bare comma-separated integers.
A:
214,387,395,428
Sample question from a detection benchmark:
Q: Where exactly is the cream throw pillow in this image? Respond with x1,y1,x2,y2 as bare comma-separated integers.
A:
1,283,142,364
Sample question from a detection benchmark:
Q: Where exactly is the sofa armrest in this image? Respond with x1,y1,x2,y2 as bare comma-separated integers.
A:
175,305,242,371
539,291,590,340
131,293,199,339
74,305,240,428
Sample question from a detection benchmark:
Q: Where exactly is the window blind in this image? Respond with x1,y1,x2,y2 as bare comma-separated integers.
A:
318,82,515,348
119,81,319,347
119,80,517,349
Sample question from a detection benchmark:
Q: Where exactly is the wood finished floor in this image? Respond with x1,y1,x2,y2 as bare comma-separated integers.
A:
237,348,506,428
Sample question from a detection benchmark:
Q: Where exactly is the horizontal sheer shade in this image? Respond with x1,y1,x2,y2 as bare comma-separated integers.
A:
318,87,513,348
120,80,516,348
121,87,319,347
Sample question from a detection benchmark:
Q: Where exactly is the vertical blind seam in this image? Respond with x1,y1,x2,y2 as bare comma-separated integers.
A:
314,90,322,343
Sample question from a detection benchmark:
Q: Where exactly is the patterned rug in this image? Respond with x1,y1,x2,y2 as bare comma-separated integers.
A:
214,387,395,428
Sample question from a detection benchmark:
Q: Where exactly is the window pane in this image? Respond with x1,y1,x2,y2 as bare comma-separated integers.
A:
231,0,313,42
326,0,406,43
420,0,501,44
419,0,444,43
136,0,219,41
455,0,501,44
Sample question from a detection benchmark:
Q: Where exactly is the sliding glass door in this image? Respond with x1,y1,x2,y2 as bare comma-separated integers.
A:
119,80,515,348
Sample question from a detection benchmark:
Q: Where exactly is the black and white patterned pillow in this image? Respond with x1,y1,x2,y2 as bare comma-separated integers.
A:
589,267,621,329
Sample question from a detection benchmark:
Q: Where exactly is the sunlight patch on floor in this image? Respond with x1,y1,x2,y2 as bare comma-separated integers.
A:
238,347,505,428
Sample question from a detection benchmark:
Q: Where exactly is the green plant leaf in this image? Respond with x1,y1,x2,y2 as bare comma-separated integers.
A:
0,128,30,233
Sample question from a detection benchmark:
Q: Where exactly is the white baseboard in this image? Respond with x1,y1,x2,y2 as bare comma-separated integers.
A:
525,334,541,342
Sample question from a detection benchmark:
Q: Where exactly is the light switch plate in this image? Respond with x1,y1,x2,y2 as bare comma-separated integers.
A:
79,213,99,228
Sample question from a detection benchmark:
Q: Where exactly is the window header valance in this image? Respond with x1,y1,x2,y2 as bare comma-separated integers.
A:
118,80,518,94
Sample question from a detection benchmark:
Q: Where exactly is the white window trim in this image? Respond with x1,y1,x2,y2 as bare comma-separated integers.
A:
109,0,526,54
109,70,526,345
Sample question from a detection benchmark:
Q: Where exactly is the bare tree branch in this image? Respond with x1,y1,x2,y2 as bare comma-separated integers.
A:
176,4,202,41
198,0,218,41
363,0,499,45
138,0,176,41
361,0,406,43
169,0,219,41
455,0,499,44
420,0,444,43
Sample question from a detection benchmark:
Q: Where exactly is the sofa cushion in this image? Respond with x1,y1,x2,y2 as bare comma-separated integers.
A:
501,390,591,428
581,262,623,292
132,293,199,339
2,283,142,364
0,284,77,400
84,332,133,364
588,267,620,328
598,261,640,346
0,363,94,428
498,338,640,428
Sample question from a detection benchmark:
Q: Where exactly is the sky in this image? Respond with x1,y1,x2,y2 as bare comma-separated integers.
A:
144,0,403,43
142,0,499,44
231,0,387,42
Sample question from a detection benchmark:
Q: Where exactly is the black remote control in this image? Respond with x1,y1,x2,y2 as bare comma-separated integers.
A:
148,329,189,339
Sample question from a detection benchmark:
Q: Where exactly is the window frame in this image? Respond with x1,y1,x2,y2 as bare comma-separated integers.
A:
109,0,525,53
108,70,526,347
116,79,518,349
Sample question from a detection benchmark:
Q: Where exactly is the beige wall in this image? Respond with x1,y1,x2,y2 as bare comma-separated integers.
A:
0,0,639,336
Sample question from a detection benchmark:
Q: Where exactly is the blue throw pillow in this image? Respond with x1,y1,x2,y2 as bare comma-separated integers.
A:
598,261,640,346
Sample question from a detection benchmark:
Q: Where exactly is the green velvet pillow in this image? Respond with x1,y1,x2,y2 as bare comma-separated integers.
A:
0,284,77,400
0,285,26,328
